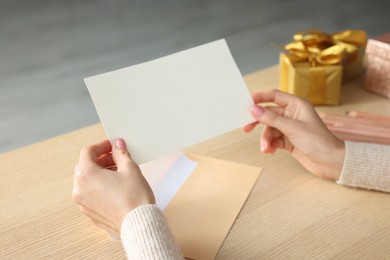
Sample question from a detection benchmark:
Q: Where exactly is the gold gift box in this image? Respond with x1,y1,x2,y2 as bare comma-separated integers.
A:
279,30,367,105
342,47,365,83
280,53,342,105
332,30,367,82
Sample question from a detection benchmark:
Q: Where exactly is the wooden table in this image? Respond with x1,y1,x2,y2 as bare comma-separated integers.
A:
2,66,390,259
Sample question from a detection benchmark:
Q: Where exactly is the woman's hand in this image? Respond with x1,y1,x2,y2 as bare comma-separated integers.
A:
72,138,155,238
243,89,345,181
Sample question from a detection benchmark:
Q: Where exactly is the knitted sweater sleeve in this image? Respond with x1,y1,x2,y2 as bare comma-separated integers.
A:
337,141,390,192
120,204,183,260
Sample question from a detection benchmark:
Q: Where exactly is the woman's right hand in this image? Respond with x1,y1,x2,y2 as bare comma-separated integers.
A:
243,89,345,181
72,138,155,238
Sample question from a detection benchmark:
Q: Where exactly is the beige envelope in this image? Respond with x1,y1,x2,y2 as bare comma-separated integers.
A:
164,153,262,260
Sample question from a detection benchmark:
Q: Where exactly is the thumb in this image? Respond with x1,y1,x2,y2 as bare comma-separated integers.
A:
112,138,135,171
250,105,296,135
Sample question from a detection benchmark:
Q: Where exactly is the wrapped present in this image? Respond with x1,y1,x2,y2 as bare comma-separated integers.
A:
364,33,390,98
332,30,367,81
279,30,367,105
280,53,342,105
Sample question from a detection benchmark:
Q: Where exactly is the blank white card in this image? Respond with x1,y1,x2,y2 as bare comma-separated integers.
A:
85,39,254,164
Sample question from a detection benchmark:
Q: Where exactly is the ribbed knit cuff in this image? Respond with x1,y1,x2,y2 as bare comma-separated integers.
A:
337,141,390,193
120,204,183,260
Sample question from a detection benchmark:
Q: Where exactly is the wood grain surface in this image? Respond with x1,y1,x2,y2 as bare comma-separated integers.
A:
2,66,390,259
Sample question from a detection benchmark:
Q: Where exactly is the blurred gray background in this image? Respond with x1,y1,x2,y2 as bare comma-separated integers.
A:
1,0,389,153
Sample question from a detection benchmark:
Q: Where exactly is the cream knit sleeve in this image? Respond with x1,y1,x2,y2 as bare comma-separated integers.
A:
120,204,183,260
337,141,390,192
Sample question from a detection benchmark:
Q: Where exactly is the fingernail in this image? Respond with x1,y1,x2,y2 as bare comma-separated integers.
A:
251,105,264,117
115,138,126,149
260,142,265,153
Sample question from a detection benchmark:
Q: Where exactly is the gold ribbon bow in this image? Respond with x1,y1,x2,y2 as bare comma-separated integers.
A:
284,30,367,66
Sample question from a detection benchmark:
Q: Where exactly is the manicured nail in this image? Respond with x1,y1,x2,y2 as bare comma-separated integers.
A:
115,138,126,149
251,105,264,117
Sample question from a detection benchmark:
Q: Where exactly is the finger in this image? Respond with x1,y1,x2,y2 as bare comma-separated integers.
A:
97,153,115,168
80,140,112,163
243,106,285,133
252,89,299,107
251,105,299,136
105,165,118,171
260,126,283,153
269,137,286,153
265,105,285,116
111,138,137,171
242,121,259,133
260,126,272,153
